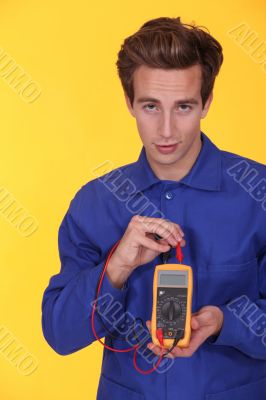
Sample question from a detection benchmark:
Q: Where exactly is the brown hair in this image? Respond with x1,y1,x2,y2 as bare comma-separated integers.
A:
116,17,223,109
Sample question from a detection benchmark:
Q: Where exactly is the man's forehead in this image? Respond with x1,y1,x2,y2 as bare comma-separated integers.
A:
133,64,202,97
134,64,201,81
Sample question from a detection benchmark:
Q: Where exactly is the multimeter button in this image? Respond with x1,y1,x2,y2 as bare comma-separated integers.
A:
161,300,181,321
165,191,173,200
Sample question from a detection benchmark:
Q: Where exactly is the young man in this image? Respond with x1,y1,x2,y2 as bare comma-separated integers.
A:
42,17,266,399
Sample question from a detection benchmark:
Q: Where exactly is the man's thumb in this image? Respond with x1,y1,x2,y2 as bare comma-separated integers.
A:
192,311,212,329
191,316,200,330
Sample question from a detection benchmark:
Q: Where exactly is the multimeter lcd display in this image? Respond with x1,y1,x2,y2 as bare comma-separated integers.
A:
159,274,186,286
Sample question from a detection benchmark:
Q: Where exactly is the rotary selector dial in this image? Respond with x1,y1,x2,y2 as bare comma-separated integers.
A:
161,299,182,321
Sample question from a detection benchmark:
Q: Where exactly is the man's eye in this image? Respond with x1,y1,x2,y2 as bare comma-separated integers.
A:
144,104,156,111
179,105,191,111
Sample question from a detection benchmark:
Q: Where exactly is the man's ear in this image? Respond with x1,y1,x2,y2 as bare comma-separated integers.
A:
201,91,213,119
124,92,136,117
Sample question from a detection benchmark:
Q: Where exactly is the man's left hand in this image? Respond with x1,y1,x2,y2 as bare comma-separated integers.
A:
146,305,224,358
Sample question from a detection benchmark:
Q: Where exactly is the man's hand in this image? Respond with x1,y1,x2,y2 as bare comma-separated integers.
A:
146,306,224,358
106,215,186,288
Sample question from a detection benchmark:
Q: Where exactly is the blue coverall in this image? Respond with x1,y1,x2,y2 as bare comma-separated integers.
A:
42,131,266,399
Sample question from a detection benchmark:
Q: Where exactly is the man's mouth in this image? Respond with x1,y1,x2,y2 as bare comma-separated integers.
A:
155,143,180,154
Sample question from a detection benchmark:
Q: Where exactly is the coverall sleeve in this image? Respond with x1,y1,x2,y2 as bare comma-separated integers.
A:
41,189,129,356
207,245,266,360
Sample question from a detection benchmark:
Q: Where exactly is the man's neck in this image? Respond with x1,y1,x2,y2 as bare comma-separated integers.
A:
146,136,202,182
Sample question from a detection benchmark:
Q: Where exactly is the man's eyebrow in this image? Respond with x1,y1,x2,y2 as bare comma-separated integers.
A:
136,97,199,105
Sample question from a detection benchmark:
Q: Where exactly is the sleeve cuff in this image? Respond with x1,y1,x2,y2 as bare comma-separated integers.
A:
101,269,129,295
78,258,129,309
206,304,242,346
86,259,130,337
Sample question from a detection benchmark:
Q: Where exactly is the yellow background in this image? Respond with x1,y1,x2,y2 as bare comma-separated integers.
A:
0,0,265,399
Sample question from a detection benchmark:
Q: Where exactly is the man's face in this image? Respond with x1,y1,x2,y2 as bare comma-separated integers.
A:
124,64,213,177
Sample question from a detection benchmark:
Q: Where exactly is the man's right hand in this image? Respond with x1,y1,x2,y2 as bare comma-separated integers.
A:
106,215,186,288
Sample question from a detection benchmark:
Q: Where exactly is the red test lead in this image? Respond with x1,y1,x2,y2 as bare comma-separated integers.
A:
91,240,184,374
176,240,184,263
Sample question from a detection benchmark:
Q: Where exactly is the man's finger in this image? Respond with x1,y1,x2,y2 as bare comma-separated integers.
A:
146,320,151,332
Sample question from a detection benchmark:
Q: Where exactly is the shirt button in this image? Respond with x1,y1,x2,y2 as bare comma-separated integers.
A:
165,191,173,200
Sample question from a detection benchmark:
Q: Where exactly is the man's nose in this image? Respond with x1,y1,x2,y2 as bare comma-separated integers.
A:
159,112,175,139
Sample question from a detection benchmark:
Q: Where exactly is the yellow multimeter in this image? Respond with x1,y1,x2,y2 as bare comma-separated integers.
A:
151,263,193,349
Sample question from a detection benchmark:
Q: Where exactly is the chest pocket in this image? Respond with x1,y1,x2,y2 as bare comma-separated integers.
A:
197,257,259,308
